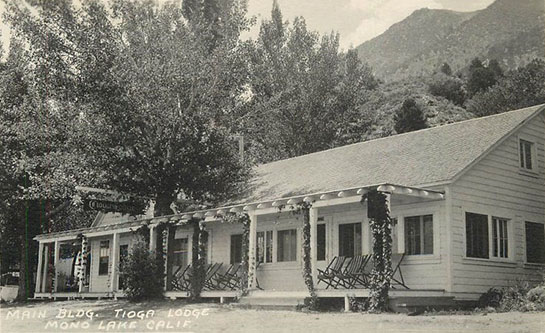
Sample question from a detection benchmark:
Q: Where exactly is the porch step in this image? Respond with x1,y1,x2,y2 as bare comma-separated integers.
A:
388,296,457,313
234,293,306,310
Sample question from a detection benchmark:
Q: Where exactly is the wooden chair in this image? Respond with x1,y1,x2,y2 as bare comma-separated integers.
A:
203,263,223,290
336,255,372,289
390,253,409,289
316,256,346,289
170,264,191,291
213,263,241,290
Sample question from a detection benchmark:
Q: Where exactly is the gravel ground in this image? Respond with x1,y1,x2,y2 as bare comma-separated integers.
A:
1,299,544,333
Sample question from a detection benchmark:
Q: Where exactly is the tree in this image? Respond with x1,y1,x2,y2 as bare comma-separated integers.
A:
2,0,251,298
466,57,503,97
393,98,428,134
440,62,452,76
467,59,545,116
244,2,378,162
428,73,467,106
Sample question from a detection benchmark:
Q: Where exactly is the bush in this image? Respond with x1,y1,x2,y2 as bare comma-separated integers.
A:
119,239,164,301
478,277,545,312
478,287,503,308
428,73,466,106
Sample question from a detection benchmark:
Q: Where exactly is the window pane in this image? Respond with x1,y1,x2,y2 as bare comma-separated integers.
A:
423,215,434,254
492,218,509,258
230,234,243,264
172,238,189,267
317,224,326,261
266,231,273,263
466,212,489,258
524,141,532,169
405,216,421,255
277,229,296,262
520,140,525,168
526,222,545,263
99,240,110,275
339,223,361,257
257,232,265,263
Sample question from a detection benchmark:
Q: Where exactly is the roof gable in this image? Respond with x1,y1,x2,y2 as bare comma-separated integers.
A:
235,104,544,204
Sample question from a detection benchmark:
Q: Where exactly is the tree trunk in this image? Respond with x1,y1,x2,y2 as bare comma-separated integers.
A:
154,193,175,218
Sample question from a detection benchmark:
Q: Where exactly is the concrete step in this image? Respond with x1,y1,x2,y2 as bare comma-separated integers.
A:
234,294,306,310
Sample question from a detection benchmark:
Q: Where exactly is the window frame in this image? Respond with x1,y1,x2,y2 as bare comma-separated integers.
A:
524,221,545,265
257,230,274,264
463,209,514,262
518,135,537,174
404,214,434,256
337,221,363,258
230,233,244,264
276,228,298,263
98,240,110,276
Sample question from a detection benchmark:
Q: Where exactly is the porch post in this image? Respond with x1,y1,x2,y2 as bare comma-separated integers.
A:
79,236,87,293
53,240,60,292
110,232,120,292
149,225,157,251
309,207,318,282
35,242,44,294
165,226,175,291
41,243,50,293
247,211,258,289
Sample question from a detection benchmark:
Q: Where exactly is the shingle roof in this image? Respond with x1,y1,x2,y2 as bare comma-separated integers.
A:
235,104,544,204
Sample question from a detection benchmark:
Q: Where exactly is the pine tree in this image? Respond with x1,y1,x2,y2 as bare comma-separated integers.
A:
394,98,428,134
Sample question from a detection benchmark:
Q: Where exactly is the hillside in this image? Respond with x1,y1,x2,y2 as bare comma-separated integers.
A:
356,0,545,81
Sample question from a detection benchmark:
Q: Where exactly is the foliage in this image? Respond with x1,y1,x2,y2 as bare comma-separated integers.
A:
220,212,251,293
361,190,393,312
299,202,318,310
393,98,428,134
188,219,208,301
478,276,545,312
467,59,545,116
119,239,164,302
440,63,453,76
466,58,503,97
428,73,466,106
243,2,378,162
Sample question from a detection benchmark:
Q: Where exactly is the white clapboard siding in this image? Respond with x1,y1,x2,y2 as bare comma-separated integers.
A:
450,114,545,294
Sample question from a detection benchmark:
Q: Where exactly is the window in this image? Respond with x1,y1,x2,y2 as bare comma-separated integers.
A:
317,224,326,261
172,238,189,268
257,231,273,263
338,223,362,257
277,229,297,262
525,222,545,264
492,217,509,258
404,215,433,255
99,240,110,275
466,212,489,259
519,139,534,170
230,234,243,264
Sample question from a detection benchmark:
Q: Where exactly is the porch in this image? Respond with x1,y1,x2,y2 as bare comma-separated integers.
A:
34,183,450,308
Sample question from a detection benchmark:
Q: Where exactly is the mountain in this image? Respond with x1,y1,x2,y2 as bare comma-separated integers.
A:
356,0,545,81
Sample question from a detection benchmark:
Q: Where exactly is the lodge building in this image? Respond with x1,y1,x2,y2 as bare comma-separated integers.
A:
33,105,545,309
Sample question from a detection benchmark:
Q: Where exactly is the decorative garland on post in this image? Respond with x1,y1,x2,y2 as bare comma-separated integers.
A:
299,202,319,310
220,212,251,295
276,202,318,310
362,189,393,312
188,218,207,301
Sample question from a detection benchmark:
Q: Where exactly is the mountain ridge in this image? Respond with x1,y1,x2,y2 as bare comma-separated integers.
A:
356,0,545,81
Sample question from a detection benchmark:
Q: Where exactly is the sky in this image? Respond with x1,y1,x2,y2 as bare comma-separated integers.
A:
0,0,495,54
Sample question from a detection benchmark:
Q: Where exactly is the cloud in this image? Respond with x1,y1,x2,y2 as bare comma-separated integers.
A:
343,0,444,48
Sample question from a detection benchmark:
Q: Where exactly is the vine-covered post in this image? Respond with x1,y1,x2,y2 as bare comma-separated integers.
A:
246,211,257,290
189,218,207,301
363,189,393,312
301,202,318,310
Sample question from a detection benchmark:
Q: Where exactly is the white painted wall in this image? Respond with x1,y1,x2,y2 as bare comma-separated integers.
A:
449,112,545,299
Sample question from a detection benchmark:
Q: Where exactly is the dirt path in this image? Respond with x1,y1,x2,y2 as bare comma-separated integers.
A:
1,300,544,333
